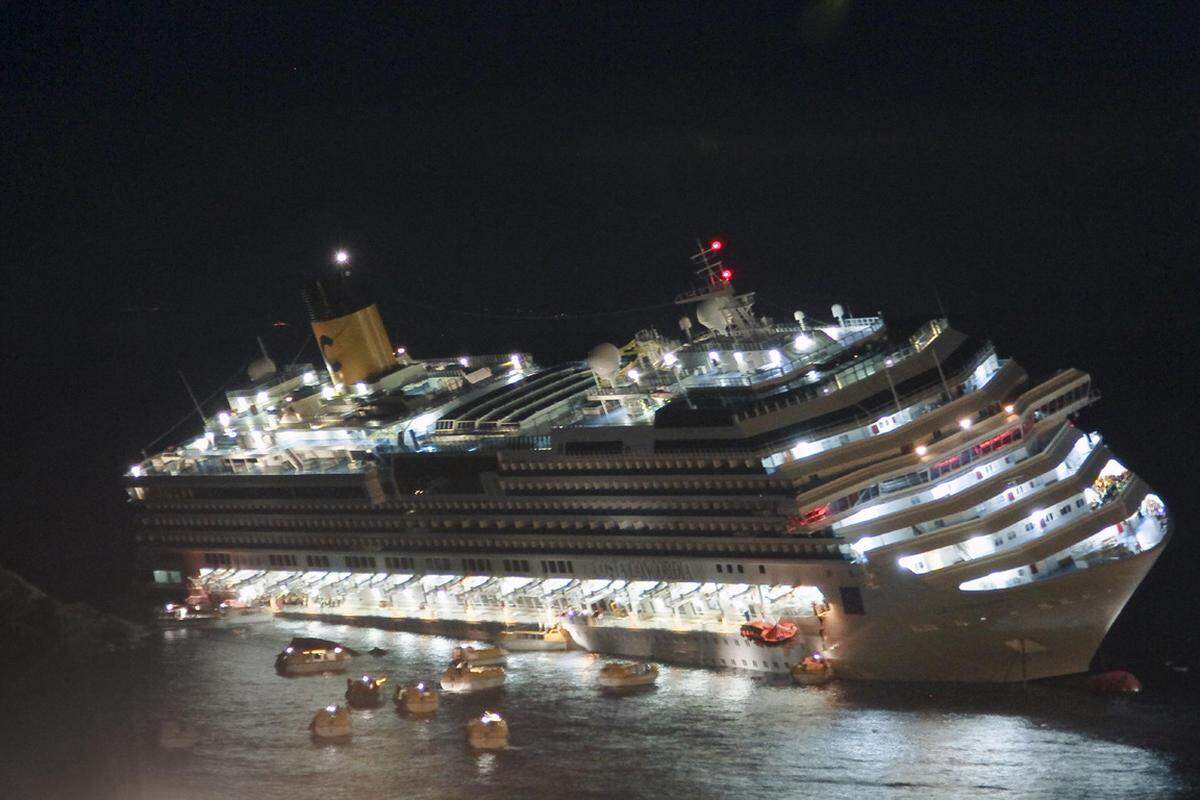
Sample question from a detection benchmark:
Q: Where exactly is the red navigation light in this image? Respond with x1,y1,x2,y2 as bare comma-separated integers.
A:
710,240,723,251
720,268,733,282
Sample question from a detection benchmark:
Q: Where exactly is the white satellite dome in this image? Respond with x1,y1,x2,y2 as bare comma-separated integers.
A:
696,296,730,334
587,343,621,381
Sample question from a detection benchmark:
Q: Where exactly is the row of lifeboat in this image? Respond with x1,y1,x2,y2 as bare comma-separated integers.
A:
287,621,832,746
296,632,565,749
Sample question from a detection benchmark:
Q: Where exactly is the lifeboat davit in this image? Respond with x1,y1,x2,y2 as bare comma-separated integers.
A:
739,620,798,647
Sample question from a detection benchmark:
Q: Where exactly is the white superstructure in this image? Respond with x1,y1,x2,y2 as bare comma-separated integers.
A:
126,242,1169,682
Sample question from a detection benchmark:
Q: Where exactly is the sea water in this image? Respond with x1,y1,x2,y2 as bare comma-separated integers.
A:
3,619,1197,799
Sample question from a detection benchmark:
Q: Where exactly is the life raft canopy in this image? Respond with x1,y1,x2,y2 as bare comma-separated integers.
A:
739,620,798,647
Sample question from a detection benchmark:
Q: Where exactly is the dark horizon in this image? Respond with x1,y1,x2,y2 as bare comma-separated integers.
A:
4,4,1196,671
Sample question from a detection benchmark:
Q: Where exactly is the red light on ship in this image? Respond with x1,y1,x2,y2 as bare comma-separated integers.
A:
709,240,723,251
720,268,733,282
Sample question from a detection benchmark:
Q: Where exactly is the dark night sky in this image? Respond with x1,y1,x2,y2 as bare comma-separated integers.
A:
4,4,1197,663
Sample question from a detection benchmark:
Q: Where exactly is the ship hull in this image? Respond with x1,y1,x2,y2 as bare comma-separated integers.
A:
567,542,1165,682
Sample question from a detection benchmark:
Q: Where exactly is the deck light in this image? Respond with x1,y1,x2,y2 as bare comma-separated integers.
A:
915,445,928,456
627,368,640,383
217,411,231,427
1004,404,1015,414
959,417,973,430
662,352,678,367
334,250,350,265
130,464,144,477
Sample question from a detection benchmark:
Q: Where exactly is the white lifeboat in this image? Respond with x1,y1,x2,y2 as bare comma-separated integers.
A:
440,662,506,693
275,638,353,676
451,645,508,665
394,681,439,714
495,625,571,652
791,655,835,686
598,661,659,689
309,704,352,742
466,711,509,750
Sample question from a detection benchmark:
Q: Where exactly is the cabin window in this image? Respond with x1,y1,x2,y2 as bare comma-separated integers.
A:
840,586,866,615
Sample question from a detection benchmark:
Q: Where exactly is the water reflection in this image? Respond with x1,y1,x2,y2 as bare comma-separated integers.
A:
2,619,1196,800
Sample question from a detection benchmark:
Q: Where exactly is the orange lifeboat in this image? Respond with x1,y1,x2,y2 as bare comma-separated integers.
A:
1086,670,1142,695
739,620,798,647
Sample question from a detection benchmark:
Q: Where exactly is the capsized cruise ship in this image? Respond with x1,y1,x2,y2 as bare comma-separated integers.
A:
126,243,1170,682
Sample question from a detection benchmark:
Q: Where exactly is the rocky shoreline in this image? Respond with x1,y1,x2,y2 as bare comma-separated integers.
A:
0,564,146,672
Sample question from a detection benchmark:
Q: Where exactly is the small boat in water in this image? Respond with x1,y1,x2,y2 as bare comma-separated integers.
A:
216,601,274,625
156,602,221,628
275,637,355,676
1087,670,1142,695
739,620,798,647
441,662,506,693
496,625,571,652
394,682,439,714
598,661,659,689
467,711,509,750
791,655,834,686
158,719,199,751
345,674,387,708
451,645,508,666
734,623,801,647
309,704,351,742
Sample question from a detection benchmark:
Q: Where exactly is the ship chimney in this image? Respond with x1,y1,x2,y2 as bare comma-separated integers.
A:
303,252,397,386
